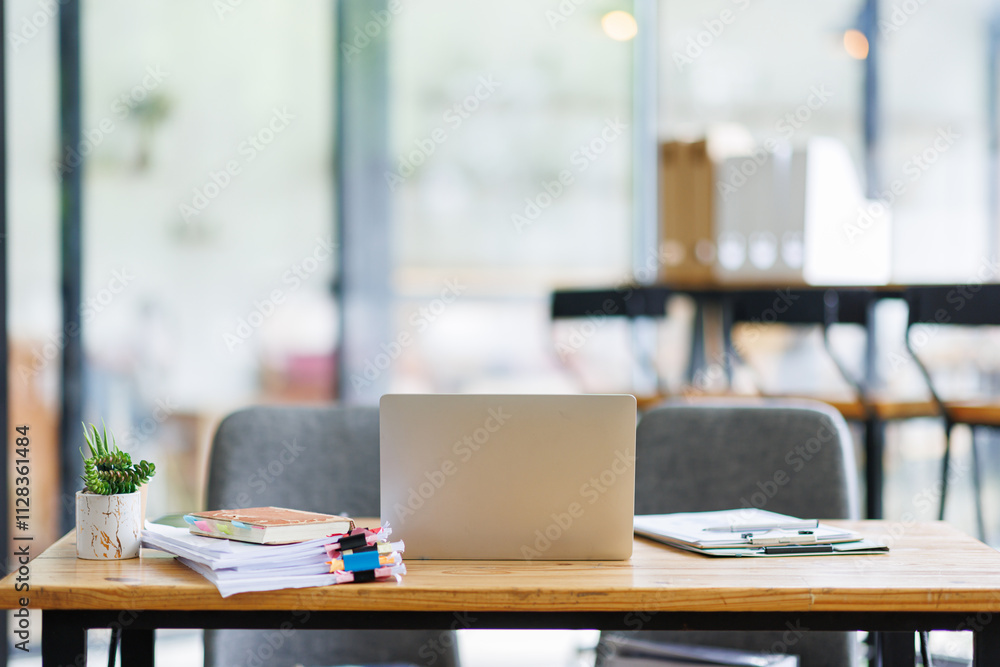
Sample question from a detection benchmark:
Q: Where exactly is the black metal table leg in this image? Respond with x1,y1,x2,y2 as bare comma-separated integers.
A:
120,628,155,666
974,617,1000,666
42,610,87,667
865,416,884,519
878,631,915,667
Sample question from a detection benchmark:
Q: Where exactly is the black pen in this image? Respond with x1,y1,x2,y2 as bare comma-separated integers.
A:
762,544,834,555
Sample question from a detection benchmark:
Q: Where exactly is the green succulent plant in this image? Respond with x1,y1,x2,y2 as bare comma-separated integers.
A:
80,422,156,495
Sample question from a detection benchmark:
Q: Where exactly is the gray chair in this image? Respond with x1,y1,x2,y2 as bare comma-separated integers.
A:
204,404,459,667
600,399,861,667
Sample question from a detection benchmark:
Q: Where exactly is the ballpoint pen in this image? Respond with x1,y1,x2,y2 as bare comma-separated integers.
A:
746,531,817,546
761,544,834,555
703,519,819,532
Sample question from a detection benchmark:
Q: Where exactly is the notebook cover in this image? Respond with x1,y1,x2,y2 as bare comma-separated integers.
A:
186,507,355,544
190,507,352,528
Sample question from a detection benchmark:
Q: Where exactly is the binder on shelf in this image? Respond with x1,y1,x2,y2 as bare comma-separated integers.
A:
659,140,716,286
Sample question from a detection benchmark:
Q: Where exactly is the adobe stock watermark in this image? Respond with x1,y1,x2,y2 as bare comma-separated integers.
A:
740,418,840,511
229,439,307,510
392,406,512,524
81,610,145,661
16,267,135,385
179,107,295,221
879,0,930,37
936,609,998,659
339,0,403,63
716,85,833,200
845,126,959,244
764,620,808,658
223,235,334,351
672,0,753,72
853,456,971,573
545,0,589,30
883,255,1000,373
391,407,511,524
415,612,477,666
682,288,800,396
511,117,627,234
521,448,634,559
52,66,169,178
240,610,312,667
349,278,467,390
553,245,673,360
384,76,501,191
8,0,67,52
120,397,178,451
554,302,619,361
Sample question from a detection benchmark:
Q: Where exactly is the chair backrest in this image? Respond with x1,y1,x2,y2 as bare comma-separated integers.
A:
204,404,458,667
206,404,381,515
634,399,859,519
613,400,860,667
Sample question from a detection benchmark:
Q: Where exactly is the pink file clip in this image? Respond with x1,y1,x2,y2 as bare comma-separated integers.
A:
323,529,393,557
331,562,406,584
326,539,405,560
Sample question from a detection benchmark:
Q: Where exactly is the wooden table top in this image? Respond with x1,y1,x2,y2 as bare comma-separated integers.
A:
634,392,972,422
5,521,1000,613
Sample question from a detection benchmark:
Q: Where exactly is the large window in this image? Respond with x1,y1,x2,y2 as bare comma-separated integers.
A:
385,0,635,395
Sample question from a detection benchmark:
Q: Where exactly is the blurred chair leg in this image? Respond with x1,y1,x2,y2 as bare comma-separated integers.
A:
920,631,933,667
686,299,705,385
938,421,954,521
108,626,119,667
970,426,987,542
865,417,884,519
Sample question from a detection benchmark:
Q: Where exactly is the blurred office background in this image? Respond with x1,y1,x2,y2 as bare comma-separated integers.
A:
6,0,1000,663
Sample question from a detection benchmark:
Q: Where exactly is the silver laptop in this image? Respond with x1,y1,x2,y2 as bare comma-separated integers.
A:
380,394,636,560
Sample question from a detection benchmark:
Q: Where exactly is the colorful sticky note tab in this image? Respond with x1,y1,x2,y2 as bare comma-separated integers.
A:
343,550,381,572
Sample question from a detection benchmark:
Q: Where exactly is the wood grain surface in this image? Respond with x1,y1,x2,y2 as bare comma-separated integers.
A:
3,521,1000,613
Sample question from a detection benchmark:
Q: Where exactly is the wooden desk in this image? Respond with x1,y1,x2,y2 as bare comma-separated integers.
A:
3,521,1000,666
634,392,941,423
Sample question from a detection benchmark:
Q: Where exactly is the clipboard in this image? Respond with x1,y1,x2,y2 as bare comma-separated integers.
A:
634,509,889,557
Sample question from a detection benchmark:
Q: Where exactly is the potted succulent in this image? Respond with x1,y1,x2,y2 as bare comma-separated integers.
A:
76,423,156,560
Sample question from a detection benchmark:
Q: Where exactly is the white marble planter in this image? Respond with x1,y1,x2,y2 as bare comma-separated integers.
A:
75,491,142,560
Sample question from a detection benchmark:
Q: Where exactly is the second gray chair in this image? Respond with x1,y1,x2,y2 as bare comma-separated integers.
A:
602,399,861,667
203,404,459,667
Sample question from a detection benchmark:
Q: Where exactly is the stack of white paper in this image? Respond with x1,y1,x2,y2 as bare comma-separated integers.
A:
143,522,334,569
142,522,406,597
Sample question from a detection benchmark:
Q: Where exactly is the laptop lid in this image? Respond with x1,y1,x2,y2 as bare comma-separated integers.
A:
380,394,636,560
